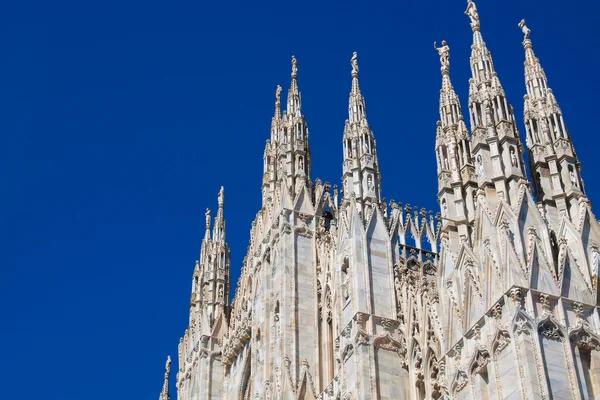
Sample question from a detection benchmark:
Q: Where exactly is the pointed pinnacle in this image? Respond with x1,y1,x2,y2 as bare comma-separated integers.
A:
218,186,224,208
274,85,282,119
291,55,298,80
351,52,360,95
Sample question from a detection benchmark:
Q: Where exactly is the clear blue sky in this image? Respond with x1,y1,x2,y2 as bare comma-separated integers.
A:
3,0,599,398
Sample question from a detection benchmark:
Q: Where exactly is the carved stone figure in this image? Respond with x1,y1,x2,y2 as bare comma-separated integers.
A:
465,1,480,28
477,154,484,177
367,175,374,191
570,168,578,187
510,147,518,167
351,51,359,76
518,19,530,40
434,40,450,69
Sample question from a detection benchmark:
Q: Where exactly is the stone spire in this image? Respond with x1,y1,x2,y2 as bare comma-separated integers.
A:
341,52,382,214
287,56,302,117
519,20,587,224
436,41,470,143
204,208,211,242
274,84,282,120
212,186,226,242
464,0,526,207
435,41,477,241
190,186,231,333
158,356,171,400
279,56,311,199
348,52,367,124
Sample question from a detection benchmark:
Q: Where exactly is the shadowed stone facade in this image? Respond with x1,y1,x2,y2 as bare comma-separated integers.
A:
157,1,600,398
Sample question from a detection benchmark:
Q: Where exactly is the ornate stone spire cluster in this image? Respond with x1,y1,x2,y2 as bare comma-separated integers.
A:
262,57,312,205
519,20,587,224
165,3,600,399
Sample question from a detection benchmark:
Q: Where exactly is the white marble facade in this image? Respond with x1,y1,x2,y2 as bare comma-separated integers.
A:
157,2,600,399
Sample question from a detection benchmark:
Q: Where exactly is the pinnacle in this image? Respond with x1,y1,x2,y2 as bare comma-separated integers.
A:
348,52,366,124
274,85,282,119
287,56,301,116
350,51,360,95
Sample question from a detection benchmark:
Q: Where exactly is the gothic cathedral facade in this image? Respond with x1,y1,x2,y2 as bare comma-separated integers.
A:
158,1,600,399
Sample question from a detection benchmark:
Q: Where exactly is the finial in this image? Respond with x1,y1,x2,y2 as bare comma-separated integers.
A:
165,355,171,372
218,186,224,208
351,52,359,78
465,0,480,31
519,19,531,41
291,56,298,79
205,208,211,230
274,85,282,118
434,40,450,71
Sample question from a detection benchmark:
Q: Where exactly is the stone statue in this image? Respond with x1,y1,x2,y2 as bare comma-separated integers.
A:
465,1,480,29
518,19,530,40
298,156,304,169
477,155,484,177
351,52,359,76
367,175,374,191
434,40,450,70
570,169,578,187
510,147,518,167
275,85,282,102
165,355,171,372
205,208,211,229
291,56,298,78
218,186,224,207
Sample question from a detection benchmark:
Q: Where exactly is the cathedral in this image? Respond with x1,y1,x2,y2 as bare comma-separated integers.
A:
158,1,600,399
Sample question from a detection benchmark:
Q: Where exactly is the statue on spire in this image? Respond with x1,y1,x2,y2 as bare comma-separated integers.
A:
465,0,480,29
351,52,359,77
518,19,531,40
434,41,450,70
274,85,282,119
218,186,224,208
291,56,298,79
205,208,211,229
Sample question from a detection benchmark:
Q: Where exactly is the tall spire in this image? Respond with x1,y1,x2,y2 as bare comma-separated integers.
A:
464,0,526,207
435,41,469,137
519,20,587,223
158,356,171,400
212,186,225,242
287,56,302,117
348,52,367,124
519,20,549,102
341,52,382,213
435,41,476,235
204,208,211,241
274,85,282,120
465,0,500,90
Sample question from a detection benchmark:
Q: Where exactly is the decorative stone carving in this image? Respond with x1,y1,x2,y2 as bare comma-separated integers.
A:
162,7,600,398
